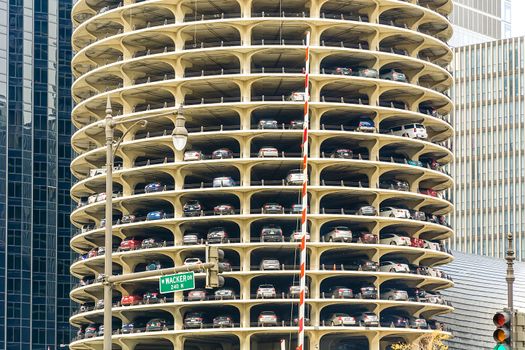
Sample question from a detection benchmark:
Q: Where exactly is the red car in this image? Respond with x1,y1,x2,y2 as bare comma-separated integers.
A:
118,238,142,251
420,188,438,197
410,237,425,248
121,294,143,306
358,232,377,244
88,248,99,258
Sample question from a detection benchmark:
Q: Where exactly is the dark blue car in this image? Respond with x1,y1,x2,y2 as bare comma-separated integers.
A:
122,321,145,334
356,118,375,132
144,182,163,193
146,211,165,220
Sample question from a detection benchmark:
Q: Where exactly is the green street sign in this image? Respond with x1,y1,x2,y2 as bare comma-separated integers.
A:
159,271,195,294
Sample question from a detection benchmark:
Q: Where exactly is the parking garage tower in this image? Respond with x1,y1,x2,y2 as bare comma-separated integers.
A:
70,0,455,349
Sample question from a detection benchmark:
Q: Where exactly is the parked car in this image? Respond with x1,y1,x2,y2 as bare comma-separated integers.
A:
143,292,161,304
381,314,409,328
184,257,203,270
289,120,304,129
121,294,143,306
327,286,353,299
146,210,165,220
213,315,234,328
183,232,200,245
262,202,284,214
213,176,236,187
259,259,281,270
323,226,353,242
258,119,279,129
380,233,411,246
258,146,279,157
410,237,425,248
380,179,409,191
188,289,207,301
355,117,376,132
144,182,163,193
358,259,379,271
183,200,202,217
356,285,377,299
258,311,279,326
121,214,136,224
286,169,305,185
207,227,228,244
146,318,167,332
420,188,438,197
380,207,411,219
356,312,379,327
380,68,407,82
214,288,235,300
390,123,428,139
118,238,142,251
84,324,99,338
183,150,205,161
327,313,357,326
141,238,164,249
407,159,424,167
291,203,307,214
211,148,234,159
219,260,233,272
214,204,235,215
355,231,377,244
145,261,162,271
357,205,377,216
290,230,310,242
334,67,352,75
381,288,409,301
260,225,283,242
330,149,353,159
410,210,426,221
256,284,276,298
288,284,309,298
88,248,99,258
287,91,308,101
410,317,428,329
379,261,410,273
352,67,378,78
184,312,205,329
89,168,106,177
424,240,441,251
121,320,145,334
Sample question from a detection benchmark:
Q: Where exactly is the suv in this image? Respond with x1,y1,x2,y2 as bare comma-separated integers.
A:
207,227,228,244
323,226,353,242
390,124,428,139
260,225,283,242
256,284,276,298
286,169,305,185
183,200,202,217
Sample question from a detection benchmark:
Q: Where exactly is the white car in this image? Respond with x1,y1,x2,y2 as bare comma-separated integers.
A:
380,233,411,246
380,288,409,301
390,123,428,140
424,240,441,251
256,284,276,299
286,169,305,185
183,150,205,161
87,194,98,204
258,146,279,158
184,258,203,271
89,168,106,177
426,267,441,278
287,91,308,101
379,261,410,273
380,207,411,219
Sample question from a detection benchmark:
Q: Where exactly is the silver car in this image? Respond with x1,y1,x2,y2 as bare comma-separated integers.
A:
381,288,409,301
379,261,410,273
356,312,379,327
327,313,357,326
256,284,276,299
213,176,236,187
323,226,352,242
259,259,281,270
357,205,377,216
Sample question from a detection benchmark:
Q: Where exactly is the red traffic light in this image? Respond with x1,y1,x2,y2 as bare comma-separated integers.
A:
493,311,512,327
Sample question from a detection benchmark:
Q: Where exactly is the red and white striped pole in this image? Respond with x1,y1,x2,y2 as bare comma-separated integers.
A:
297,31,310,350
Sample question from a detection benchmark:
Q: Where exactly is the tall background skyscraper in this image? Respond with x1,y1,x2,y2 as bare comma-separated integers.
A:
450,0,512,47
0,0,74,349
451,36,525,260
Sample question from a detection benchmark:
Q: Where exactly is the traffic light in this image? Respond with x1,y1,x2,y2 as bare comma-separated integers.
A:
205,245,225,288
493,310,512,349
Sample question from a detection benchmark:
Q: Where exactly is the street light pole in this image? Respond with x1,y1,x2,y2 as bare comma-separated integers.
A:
506,232,515,311
101,99,187,350
103,98,114,350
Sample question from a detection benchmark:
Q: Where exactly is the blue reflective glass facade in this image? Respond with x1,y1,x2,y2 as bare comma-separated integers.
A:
0,0,74,348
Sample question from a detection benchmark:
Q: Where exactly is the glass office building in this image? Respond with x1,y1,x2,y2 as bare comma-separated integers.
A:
450,0,512,47
0,0,74,349
451,36,525,260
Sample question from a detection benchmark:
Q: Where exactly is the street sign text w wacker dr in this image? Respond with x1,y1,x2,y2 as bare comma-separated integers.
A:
159,271,195,293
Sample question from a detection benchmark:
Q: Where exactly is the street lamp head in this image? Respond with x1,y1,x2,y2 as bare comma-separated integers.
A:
172,105,188,151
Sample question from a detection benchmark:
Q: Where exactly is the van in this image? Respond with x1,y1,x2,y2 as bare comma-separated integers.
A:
390,123,427,139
